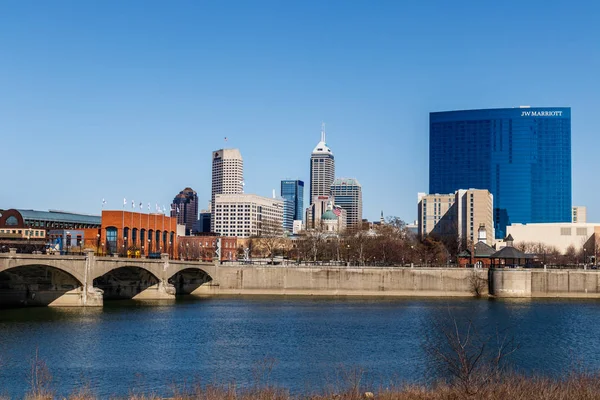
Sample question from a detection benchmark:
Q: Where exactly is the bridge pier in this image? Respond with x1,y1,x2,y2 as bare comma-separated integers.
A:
45,286,104,307
129,254,176,300
132,279,176,300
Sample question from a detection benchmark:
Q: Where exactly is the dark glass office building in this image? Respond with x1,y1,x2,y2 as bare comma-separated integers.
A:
281,180,304,222
429,107,571,238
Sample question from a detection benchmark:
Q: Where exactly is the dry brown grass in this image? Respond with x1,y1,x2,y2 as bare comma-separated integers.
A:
15,371,600,400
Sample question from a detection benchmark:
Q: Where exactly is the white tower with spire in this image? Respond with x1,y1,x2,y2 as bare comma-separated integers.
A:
310,123,335,201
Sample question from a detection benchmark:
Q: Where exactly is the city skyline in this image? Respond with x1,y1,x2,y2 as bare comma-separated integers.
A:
2,1,599,223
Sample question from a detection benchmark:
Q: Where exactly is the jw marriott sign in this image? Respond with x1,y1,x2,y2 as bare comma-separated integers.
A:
521,110,563,117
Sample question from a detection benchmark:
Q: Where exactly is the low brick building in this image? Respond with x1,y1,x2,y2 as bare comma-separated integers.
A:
457,224,495,268
100,210,179,258
457,241,495,268
177,236,237,262
0,209,101,253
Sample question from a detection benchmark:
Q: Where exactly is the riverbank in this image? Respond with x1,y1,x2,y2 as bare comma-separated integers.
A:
15,371,600,399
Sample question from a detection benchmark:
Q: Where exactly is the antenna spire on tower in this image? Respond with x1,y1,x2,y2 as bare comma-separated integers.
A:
321,122,326,142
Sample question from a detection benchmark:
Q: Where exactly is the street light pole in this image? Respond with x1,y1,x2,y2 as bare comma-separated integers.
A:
346,244,350,266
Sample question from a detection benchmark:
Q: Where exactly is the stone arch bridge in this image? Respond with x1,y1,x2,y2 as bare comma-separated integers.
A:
0,249,217,307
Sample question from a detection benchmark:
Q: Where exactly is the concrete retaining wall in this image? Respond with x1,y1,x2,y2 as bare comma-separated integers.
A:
194,266,488,297
491,269,600,298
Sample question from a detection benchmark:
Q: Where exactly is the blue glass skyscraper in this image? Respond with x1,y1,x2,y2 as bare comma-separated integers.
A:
281,180,304,226
429,107,571,238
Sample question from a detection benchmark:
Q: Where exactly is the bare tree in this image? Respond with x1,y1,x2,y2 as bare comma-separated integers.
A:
256,221,285,262
468,271,487,297
564,245,577,265
299,229,327,262
425,312,519,396
346,229,371,265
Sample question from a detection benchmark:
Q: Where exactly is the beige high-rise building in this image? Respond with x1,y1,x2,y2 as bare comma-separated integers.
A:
572,206,587,223
417,189,494,246
330,178,362,230
211,148,243,232
455,189,494,245
417,192,456,238
213,194,283,238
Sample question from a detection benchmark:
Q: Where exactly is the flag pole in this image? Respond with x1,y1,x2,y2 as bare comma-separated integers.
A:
122,198,126,253
147,203,150,255
131,201,134,244
139,202,142,252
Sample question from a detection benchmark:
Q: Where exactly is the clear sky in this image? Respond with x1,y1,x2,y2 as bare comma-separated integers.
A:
1,0,599,223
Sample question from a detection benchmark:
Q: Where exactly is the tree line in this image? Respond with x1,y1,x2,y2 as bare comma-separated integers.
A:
245,216,600,267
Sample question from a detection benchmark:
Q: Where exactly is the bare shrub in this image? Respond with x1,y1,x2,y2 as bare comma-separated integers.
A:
25,349,54,400
424,311,519,397
68,383,96,400
468,271,487,297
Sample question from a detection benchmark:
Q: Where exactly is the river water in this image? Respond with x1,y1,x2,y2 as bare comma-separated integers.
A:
1,296,600,398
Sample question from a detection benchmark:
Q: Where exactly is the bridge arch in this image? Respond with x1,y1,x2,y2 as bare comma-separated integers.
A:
93,265,161,300
168,267,213,295
0,264,83,307
0,258,86,284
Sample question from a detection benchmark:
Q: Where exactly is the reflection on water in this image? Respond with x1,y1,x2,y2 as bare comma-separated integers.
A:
1,296,600,398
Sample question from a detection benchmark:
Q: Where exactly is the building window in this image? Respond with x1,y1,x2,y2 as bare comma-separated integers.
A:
560,227,571,236
106,227,117,254
5,216,18,226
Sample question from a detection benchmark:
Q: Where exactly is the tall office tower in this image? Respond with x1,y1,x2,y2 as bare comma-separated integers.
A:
211,148,244,232
330,178,363,230
430,107,571,238
282,197,294,234
281,180,305,221
192,211,212,234
213,194,284,238
310,126,335,201
170,187,198,236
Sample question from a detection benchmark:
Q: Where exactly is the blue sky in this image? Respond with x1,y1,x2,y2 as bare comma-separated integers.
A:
1,0,599,222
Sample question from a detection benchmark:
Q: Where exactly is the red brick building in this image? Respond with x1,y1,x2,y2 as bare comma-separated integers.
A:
100,210,178,258
177,236,237,262
457,241,495,268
